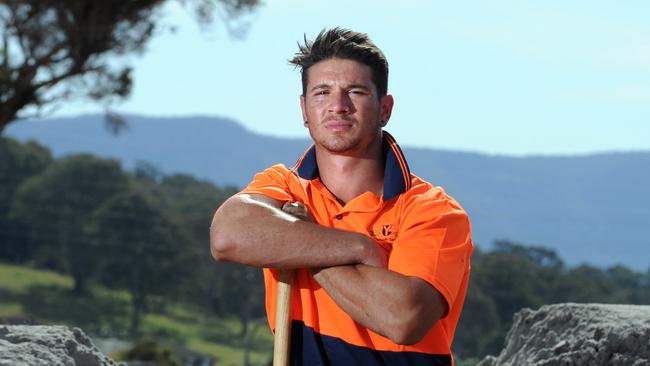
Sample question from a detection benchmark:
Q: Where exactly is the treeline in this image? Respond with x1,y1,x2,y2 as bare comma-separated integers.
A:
454,242,650,360
2,136,649,361
0,136,262,336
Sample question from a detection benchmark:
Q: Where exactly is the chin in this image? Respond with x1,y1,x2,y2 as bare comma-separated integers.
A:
319,138,362,153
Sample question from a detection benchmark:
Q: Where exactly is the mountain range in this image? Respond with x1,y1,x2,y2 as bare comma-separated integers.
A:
6,115,650,270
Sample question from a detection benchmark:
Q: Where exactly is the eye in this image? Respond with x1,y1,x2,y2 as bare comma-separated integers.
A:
349,89,367,95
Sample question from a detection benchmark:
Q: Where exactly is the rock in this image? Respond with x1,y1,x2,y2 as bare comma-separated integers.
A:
0,325,124,366
478,303,650,366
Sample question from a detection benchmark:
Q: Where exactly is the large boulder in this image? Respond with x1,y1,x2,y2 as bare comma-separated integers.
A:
479,303,650,366
0,325,123,366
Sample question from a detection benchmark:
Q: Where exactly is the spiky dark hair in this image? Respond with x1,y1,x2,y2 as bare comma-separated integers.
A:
289,27,389,98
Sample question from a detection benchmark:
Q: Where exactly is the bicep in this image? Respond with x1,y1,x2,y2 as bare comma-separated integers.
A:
212,194,290,231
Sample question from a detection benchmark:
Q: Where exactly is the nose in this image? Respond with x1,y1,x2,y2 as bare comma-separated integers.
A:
328,90,354,114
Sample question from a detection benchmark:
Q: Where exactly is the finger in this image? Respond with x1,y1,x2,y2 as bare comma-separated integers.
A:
282,201,305,210
282,201,314,222
282,202,307,215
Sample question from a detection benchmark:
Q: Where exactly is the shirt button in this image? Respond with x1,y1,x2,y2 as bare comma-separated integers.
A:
335,214,343,220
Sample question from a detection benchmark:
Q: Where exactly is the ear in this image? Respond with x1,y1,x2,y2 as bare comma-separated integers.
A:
379,94,394,127
300,95,308,127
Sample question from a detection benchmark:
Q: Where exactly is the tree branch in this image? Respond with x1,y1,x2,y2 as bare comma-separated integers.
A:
32,65,102,90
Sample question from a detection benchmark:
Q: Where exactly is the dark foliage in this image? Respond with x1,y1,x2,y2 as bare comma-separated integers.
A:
453,241,650,359
0,0,260,132
89,189,193,333
118,338,181,365
9,153,129,293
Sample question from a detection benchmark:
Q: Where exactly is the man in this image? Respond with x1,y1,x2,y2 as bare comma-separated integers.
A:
211,28,473,365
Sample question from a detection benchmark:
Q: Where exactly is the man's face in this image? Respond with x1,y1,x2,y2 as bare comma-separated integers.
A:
300,58,393,155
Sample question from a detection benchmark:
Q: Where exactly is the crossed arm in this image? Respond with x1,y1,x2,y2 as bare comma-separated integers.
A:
210,194,447,344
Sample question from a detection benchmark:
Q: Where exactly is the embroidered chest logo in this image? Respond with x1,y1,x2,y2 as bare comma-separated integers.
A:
369,224,397,242
381,224,393,237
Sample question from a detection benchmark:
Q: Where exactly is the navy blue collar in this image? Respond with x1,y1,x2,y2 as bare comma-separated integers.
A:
292,131,412,201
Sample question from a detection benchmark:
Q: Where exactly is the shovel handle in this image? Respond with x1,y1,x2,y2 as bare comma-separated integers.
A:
273,269,293,366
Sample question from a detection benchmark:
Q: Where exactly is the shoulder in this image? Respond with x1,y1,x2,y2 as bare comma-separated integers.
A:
249,164,298,183
240,164,298,196
259,163,292,176
395,175,473,249
246,163,313,191
393,174,471,232
402,175,467,212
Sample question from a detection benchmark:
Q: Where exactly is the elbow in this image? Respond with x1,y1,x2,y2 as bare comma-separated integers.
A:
209,193,280,266
386,314,433,345
384,280,448,345
210,224,230,262
209,202,238,262
391,334,422,347
384,290,446,345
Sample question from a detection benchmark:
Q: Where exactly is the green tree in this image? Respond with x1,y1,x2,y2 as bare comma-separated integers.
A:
462,241,564,357
453,241,649,361
9,154,129,293
473,251,547,323
157,174,238,306
492,240,564,269
89,189,192,333
454,248,502,359
0,137,52,216
220,263,265,339
606,264,642,289
159,174,237,247
156,173,266,347
0,0,259,133
552,264,617,303
0,136,52,261
118,338,181,366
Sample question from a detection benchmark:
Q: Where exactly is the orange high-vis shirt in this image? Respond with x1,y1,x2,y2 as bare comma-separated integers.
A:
239,131,473,366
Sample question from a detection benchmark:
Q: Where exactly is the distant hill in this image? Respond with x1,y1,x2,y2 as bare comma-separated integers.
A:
6,115,650,270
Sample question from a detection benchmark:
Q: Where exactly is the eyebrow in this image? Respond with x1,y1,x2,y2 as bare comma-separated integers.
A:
309,84,331,92
309,83,372,92
347,84,372,91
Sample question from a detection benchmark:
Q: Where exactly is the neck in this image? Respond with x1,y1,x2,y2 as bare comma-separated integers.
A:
315,141,384,204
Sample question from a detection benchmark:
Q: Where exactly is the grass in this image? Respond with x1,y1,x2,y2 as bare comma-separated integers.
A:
0,263,72,292
0,262,273,365
0,303,23,318
188,337,271,366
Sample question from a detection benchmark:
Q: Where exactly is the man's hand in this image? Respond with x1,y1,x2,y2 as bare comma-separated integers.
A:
280,201,388,268
281,201,315,223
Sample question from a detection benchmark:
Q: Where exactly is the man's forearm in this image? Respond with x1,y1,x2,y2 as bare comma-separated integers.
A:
312,265,447,345
210,194,381,269
213,197,444,343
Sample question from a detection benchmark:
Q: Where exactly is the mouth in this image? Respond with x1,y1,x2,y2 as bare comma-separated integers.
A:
324,118,354,132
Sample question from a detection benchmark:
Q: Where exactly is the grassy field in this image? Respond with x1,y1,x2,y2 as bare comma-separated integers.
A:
0,263,273,365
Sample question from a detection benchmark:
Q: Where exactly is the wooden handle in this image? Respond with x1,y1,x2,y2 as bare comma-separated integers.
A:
273,269,294,366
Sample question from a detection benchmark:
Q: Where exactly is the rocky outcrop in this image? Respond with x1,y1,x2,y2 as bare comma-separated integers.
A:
0,325,123,366
479,303,650,366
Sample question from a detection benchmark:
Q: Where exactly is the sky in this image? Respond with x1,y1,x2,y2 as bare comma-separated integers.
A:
54,1,650,156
